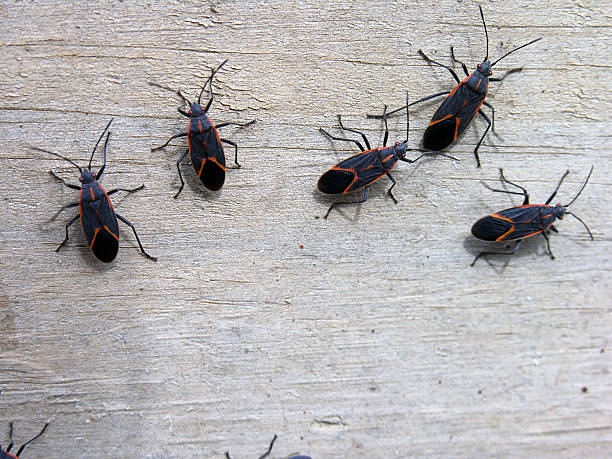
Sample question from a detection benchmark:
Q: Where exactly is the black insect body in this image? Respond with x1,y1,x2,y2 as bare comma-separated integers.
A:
34,119,156,263
151,59,255,198
369,6,541,167
471,167,594,266
318,92,456,218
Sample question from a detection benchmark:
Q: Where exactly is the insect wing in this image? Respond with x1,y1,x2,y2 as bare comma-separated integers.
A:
80,184,120,262
319,148,392,194
189,117,226,191
473,205,553,242
424,81,485,151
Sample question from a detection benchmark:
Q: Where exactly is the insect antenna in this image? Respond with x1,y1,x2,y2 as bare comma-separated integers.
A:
491,38,542,67
198,58,229,105
565,212,593,240
479,6,489,61
14,423,49,457
148,82,192,107
404,91,409,143
564,166,594,207
32,147,82,173
88,118,113,171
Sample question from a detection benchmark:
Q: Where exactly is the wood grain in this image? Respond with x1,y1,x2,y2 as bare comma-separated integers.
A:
0,1,610,457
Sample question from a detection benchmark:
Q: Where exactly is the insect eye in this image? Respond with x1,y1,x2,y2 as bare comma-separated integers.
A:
78,177,83,182
188,110,192,116
395,142,400,146
477,64,481,69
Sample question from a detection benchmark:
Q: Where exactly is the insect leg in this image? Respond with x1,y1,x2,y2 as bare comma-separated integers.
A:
418,49,461,83
151,132,188,151
382,105,392,147
51,201,79,220
107,185,145,196
338,115,371,150
116,213,157,261
56,214,79,252
450,46,470,76
471,239,521,267
489,68,523,82
215,120,256,129
219,138,241,168
319,128,365,152
481,101,495,133
49,171,80,190
401,147,459,163
173,149,189,199
473,109,491,168
367,91,450,119
482,169,529,204
257,434,278,459
542,231,555,260
545,169,570,205
324,186,369,219
385,172,398,204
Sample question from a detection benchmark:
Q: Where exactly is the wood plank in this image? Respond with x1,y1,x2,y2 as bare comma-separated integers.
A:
0,1,610,457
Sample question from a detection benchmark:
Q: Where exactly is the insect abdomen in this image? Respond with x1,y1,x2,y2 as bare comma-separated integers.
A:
317,169,355,194
471,215,513,241
423,118,457,151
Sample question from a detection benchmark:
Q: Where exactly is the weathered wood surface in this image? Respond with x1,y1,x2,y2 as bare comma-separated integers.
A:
1,1,611,457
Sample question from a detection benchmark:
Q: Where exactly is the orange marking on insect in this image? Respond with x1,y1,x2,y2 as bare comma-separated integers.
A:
520,229,547,239
104,225,119,240
197,119,203,133
496,225,516,241
90,188,95,200
197,158,207,177
343,173,359,193
100,185,115,213
454,117,461,140
331,166,353,172
89,226,101,248
475,79,482,91
429,113,454,127
209,116,223,147
207,156,226,171
187,120,192,151
446,77,470,98
491,213,513,223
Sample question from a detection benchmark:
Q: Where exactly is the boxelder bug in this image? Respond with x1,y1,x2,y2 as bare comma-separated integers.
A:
224,434,311,459
471,167,594,266
368,6,541,167
33,119,157,263
1,422,48,459
150,59,255,198
318,92,456,219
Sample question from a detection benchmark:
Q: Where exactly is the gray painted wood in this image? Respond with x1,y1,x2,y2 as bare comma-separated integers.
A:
0,1,610,457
